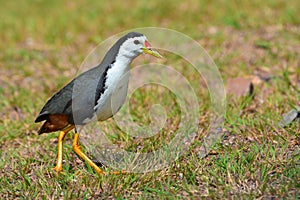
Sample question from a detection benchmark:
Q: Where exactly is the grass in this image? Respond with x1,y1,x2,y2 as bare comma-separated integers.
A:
1,0,299,199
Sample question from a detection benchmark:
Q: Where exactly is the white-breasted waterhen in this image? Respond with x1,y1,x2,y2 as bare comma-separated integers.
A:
35,32,162,174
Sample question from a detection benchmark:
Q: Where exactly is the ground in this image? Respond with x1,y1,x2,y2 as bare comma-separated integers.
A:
0,0,299,199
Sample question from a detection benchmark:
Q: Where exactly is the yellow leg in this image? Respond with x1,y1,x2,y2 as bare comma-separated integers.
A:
72,133,104,174
53,125,74,173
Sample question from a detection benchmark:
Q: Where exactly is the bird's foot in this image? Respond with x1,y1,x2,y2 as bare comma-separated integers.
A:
53,165,63,173
102,169,127,175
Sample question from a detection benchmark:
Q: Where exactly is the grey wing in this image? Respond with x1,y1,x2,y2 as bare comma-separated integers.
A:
35,66,107,124
34,80,74,122
71,67,104,124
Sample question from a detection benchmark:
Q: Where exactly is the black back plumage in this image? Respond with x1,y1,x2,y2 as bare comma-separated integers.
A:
35,32,143,124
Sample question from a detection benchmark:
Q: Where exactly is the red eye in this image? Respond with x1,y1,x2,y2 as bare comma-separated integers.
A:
144,40,151,48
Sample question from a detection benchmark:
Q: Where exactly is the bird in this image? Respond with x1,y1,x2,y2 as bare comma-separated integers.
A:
35,32,163,174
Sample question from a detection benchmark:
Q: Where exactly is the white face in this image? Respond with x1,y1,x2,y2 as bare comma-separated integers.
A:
118,35,148,58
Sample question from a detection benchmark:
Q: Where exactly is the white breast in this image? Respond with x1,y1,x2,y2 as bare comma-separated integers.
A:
93,55,131,121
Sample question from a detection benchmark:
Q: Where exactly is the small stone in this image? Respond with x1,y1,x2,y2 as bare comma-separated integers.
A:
279,106,300,127
178,173,183,179
226,77,253,97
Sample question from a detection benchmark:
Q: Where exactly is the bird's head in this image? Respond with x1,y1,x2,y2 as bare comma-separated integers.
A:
118,32,163,59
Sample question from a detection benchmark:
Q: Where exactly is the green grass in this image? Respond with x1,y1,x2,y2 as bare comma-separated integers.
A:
1,0,300,199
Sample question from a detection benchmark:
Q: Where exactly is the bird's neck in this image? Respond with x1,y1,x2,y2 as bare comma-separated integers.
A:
116,55,132,67
107,54,132,80
112,53,136,72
